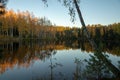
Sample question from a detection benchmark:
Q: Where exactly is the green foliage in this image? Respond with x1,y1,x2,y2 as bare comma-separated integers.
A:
84,54,110,79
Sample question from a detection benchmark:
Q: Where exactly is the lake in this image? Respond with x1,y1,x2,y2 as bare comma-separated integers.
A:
0,40,120,80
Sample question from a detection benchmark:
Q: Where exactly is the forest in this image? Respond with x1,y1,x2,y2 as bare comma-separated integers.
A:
0,10,120,43
0,0,120,79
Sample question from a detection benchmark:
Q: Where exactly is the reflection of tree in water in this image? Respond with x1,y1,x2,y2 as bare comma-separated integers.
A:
0,41,120,79
73,53,120,80
73,58,84,80
84,54,112,79
118,61,120,70
83,39,120,79
64,39,120,56
0,42,57,74
34,50,63,80
49,50,63,80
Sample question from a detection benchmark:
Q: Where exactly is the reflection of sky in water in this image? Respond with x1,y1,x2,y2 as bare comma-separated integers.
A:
106,52,120,69
0,49,119,80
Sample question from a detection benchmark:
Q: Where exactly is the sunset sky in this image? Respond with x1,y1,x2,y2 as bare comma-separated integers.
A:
7,0,120,27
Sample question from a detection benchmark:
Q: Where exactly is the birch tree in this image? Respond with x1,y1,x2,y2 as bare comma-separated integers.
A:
42,0,120,77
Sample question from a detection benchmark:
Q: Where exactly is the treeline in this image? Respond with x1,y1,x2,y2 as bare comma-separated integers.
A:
56,23,120,42
56,23,120,52
86,24,120,49
0,10,55,40
0,10,120,43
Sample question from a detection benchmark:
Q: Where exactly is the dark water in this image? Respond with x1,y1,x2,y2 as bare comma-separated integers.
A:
0,41,120,80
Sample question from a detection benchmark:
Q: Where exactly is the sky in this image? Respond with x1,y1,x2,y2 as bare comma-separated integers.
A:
6,0,120,27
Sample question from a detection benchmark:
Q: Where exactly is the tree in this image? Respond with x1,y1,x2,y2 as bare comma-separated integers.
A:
0,0,8,15
42,0,120,77
42,0,97,52
0,0,8,6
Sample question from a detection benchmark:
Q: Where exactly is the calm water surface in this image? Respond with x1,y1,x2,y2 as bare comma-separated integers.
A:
0,41,120,80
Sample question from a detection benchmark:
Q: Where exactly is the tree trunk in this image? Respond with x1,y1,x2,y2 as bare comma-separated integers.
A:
73,0,97,50
73,0,120,77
